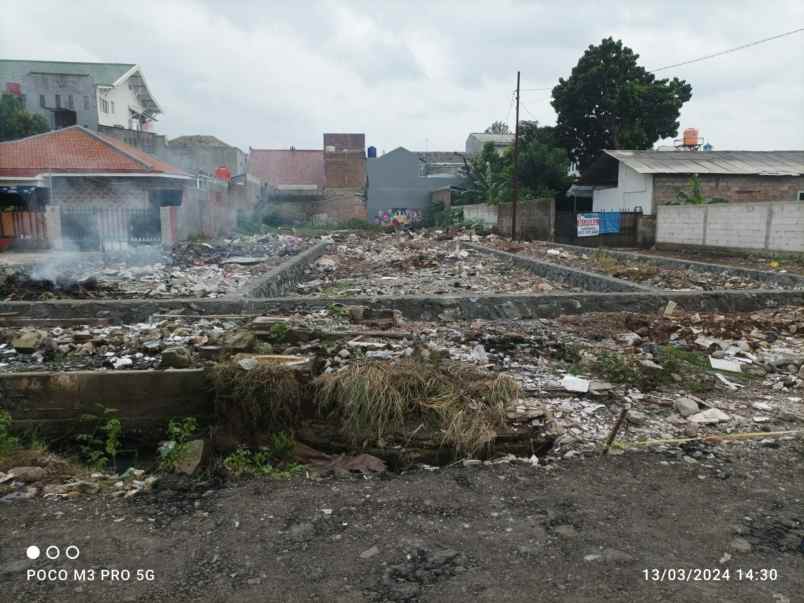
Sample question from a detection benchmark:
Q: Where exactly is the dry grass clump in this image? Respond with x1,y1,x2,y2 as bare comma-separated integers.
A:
210,363,304,433
315,360,520,455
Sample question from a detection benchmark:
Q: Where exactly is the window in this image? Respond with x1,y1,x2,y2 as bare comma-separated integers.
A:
67,95,74,109
100,98,109,113
798,191,804,201
40,94,46,107
83,95,90,110
111,101,115,113
55,94,61,108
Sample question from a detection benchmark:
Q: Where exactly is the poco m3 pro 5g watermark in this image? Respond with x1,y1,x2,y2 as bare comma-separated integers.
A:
24,545,156,583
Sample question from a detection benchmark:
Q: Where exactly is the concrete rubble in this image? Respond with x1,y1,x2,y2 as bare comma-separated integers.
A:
294,231,580,297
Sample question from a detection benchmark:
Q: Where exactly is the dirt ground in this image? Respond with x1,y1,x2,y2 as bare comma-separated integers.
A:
1,443,802,602
634,248,804,276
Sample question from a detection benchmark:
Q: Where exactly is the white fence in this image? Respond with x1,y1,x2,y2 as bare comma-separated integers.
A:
657,202,804,253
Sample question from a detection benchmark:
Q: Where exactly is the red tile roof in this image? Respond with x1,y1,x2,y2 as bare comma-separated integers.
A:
247,149,325,189
0,126,188,178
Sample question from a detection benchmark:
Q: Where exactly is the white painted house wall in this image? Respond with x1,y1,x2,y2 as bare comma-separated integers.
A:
592,163,654,213
96,75,146,129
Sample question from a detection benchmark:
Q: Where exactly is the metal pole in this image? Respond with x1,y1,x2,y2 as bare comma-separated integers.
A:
511,71,520,241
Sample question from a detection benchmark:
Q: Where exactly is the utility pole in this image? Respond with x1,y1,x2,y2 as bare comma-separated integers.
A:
511,71,520,241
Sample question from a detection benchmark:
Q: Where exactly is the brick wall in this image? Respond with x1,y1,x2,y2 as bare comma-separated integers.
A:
324,133,366,188
657,201,804,252
653,174,803,206
314,189,367,223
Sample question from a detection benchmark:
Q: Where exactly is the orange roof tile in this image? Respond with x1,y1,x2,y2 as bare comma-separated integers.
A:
0,126,188,178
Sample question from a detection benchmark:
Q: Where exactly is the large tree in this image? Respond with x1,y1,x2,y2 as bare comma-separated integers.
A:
0,94,49,142
551,38,692,171
484,121,510,135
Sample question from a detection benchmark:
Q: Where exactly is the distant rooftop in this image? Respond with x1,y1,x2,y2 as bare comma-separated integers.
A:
605,149,804,176
0,126,188,178
0,59,135,87
467,133,515,144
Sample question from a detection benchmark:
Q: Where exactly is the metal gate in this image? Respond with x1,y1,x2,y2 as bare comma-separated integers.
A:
61,207,161,250
555,210,642,246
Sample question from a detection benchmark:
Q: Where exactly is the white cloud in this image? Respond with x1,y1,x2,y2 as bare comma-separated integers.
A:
1,0,802,152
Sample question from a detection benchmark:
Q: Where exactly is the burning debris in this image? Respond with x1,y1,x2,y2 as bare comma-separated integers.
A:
0,233,311,301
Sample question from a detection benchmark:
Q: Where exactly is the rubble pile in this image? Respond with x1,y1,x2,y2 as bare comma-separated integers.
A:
484,239,803,291
295,231,577,297
0,233,311,301
0,316,261,372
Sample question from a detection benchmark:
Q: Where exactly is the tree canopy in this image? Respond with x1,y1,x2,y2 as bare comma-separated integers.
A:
462,122,572,205
551,37,692,171
0,94,49,142
484,121,510,135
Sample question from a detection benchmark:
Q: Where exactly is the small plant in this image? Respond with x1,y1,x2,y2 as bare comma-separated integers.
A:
327,303,350,318
592,351,642,385
0,410,19,458
159,417,198,472
75,406,122,471
223,440,303,479
676,174,706,205
104,418,122,471
268,431,295,463
269,321,289,343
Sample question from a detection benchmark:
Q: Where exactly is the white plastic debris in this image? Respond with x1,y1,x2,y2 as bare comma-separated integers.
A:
709,357,742,373
561,375,590,393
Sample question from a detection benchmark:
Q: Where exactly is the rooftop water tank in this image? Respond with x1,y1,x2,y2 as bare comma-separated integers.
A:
367,145,377,158
682,128,699,147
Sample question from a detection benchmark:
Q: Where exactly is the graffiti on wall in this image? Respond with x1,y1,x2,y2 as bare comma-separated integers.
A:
375,208,422,226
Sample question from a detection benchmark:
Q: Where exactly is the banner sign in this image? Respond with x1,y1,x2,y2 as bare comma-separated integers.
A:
577,213,600,237
599,212,622,234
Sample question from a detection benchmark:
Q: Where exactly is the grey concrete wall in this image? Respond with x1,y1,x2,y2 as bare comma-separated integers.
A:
247,240,331,297
657,202,804,252
1,369,211,437
497,199,554,241
5,288,804,325
19,73,98,130
367,148,465,223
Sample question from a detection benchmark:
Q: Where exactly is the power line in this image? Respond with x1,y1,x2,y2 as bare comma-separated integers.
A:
650,26,804,72
516,26,804,94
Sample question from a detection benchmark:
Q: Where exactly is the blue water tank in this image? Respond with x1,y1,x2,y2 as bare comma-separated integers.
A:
367,145,377,158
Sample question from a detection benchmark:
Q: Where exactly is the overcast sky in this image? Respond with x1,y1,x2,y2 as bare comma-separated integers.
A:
2,1,802,153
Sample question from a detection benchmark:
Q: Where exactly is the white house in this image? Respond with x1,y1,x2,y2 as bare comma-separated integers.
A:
0,60,162,132
578,149,804,215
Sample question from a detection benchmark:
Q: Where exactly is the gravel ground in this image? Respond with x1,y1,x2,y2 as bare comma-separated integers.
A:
484,239,803,291
632,248,804,276
295,233,578,297
1,443,802,602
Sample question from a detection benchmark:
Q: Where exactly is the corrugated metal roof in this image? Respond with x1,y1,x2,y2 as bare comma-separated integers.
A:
606,150,804,176
468,133,515,144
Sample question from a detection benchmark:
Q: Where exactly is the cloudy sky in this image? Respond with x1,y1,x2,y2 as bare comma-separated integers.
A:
2,1,802,153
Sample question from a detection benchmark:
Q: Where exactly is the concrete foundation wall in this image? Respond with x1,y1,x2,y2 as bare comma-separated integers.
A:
657,202,804,252
246,240,331,297
0,369,211,435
